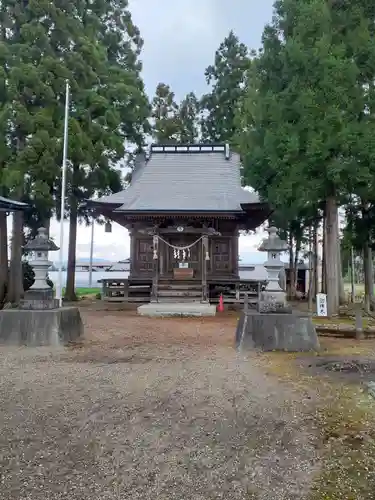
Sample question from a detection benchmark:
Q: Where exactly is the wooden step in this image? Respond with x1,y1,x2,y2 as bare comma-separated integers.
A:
158,290,201,298
158,284,202,291
157,297,203,303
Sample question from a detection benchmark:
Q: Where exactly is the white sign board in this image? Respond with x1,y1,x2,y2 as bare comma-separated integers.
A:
316,293,327,317
179,262,189,269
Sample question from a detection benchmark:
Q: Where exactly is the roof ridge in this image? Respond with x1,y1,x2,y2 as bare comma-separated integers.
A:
149,144,230,155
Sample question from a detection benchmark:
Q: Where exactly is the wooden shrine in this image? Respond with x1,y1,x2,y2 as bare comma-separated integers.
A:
88,144,271,304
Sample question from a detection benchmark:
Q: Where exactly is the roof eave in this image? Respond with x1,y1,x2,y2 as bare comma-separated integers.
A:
112,209,245,215
240,201,270,211
0,200,29,212
83,199,123,209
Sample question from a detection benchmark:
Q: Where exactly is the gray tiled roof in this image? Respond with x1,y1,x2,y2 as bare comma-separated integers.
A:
95,146,260,212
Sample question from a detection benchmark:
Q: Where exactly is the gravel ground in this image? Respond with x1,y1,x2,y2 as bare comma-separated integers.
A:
0,310,320,500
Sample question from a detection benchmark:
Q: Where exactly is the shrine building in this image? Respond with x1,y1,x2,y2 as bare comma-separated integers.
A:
88,144,271,305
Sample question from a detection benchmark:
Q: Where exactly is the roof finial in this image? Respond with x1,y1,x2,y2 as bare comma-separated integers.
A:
225,143,230,160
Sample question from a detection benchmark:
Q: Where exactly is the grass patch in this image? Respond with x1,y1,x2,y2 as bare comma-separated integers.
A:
312,316,373,329
57,287,101,299
259,342,375,499
75,287,100,297
310,387,375,500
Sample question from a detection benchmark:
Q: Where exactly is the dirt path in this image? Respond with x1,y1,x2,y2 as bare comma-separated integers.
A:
0,311,320,500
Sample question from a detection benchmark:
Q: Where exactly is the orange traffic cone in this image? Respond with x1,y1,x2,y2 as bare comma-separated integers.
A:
217,293,224,312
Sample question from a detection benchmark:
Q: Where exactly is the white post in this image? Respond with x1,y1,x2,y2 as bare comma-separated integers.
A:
57,80,70,307
88,218,94,288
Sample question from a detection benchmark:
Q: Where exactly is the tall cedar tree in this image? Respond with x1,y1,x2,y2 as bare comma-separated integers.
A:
238,0,375,315
178,92,199,143
151,85,200,144
63,0,149,300
151,83,181,143
0,0,67,302
0,0,149,302
200,31,250,144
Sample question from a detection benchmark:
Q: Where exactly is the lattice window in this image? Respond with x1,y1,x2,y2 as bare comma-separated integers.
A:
137,239,153,272
211,239,231,272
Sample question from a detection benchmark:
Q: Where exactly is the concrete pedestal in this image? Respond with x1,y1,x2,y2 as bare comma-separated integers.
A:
236,311,319,352
138,302,216,317
0,307,83,346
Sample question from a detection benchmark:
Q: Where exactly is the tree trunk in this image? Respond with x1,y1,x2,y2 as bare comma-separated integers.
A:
0,212,8,305
44,216,51,236
325,195,339,316
65,207,78,301
313,221,319,299
6,211,24,304
293,237,301,297
64,168,79,301
287,233,295,300
363,240,373,313
321,216,326,293
337,231,346,305
308,227,313,311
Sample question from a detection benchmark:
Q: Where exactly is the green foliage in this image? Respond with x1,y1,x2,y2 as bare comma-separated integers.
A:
0,0,149,300
238,0,375,211
5,261,53,293
236,0,375,312
151,32,250,146
200,31,250,144
344,198,375,251
22,261,35,293
178,92,199,143
0,0,67,215
151,84,200,144
0,0,149,224
151,83,181,144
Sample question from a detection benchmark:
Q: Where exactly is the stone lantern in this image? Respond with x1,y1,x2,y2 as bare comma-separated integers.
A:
257,226,289,312
236,225,320,352
21,227,59,309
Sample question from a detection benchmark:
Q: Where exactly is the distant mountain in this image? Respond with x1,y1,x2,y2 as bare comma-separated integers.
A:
52,257,116,266
76,257,113,264
239,251,288,264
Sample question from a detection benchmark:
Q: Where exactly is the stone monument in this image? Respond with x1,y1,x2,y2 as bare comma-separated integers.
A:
20,227,59,309
236,227,319,352
0,228,83,346
258,227,290,313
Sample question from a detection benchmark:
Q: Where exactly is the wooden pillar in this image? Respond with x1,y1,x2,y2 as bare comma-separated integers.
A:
202,235,208,302
151,234,159,302
129,227,136,278
123,279,129,301
100,279,107,300
233,225,239,277
159,238,164,276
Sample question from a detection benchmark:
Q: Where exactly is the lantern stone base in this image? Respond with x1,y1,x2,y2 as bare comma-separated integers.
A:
0,307,83,346
19,288,58,310
235,310,319,352
258,290,291,314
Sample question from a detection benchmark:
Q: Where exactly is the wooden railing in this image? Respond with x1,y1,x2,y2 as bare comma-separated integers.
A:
98,277,264,304
98,278,151,302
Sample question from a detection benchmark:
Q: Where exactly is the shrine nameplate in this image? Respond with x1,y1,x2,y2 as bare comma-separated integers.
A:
173,268,194,279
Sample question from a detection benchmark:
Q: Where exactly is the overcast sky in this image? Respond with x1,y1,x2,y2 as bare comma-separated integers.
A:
49,0,275,263
128,0,274,100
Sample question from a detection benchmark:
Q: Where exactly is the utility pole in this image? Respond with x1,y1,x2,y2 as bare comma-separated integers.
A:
57,80,70,307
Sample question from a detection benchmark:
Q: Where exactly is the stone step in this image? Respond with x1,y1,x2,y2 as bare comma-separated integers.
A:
138,302,216,317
